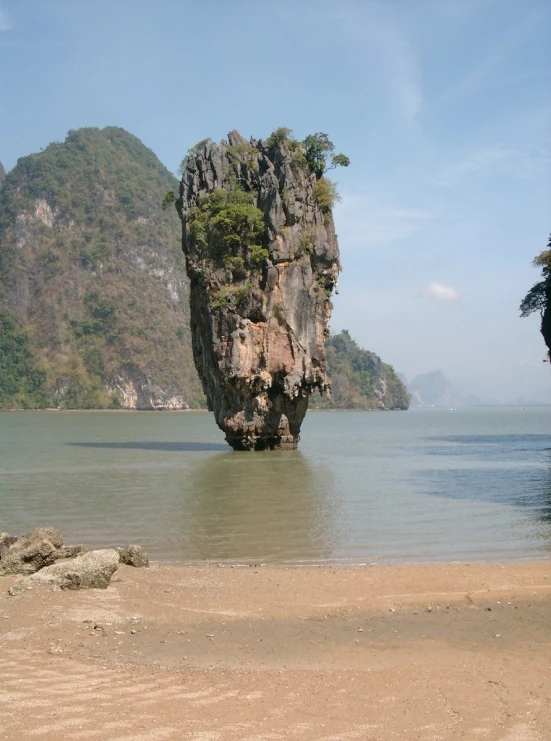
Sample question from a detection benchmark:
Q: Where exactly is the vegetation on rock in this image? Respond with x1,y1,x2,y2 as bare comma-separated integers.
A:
0,127,406,414
314,178,341,213
309,330,410,410
520,233,551,360
178,129,346,449
0,127,205,409
187,188,265,261
302,132,350,178
0,311,51,408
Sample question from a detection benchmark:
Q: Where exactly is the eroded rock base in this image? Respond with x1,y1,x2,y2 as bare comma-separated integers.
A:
227,434,299,452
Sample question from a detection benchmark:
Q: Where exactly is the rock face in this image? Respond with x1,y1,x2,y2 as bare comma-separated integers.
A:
116,545,149,568
541,302,551,361
0,127,204,410
177,131,341,450
0,527,88,576
25,549,120,590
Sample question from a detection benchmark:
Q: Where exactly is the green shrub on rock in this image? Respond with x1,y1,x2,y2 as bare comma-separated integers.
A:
187,188,266,260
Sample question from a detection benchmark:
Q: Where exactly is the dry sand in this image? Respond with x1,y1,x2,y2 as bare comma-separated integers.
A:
1,561,550,740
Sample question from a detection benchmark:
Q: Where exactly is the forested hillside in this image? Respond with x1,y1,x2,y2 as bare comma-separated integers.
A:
0,129,409,412
310,331,410,410
0,127,204,409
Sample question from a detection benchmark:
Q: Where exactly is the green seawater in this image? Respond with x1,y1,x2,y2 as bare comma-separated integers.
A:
1,408,550,564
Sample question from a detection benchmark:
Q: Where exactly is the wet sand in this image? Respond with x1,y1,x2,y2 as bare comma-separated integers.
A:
1,561,550,740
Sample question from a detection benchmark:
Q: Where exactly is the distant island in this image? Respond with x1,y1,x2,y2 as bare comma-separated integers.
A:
0,127,408,413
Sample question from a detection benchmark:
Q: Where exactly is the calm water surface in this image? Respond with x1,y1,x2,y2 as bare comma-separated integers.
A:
1,409,551,564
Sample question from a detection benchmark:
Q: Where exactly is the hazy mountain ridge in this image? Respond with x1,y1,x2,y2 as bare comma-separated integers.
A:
408,370,459,407
404,370,545,407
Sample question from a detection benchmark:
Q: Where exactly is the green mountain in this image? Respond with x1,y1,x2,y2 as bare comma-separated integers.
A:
0,127,204,409
0,128,409,412
309,331,410,410
0,161,5,188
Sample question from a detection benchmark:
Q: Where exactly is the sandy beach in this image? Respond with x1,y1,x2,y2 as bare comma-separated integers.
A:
1,561,550,740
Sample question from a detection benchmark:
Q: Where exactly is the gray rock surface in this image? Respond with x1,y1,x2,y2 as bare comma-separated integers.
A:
55,544,89,560
116,545,149,568
177,131,340,450
0,527,64,575
0,533,18,558
25,549,120,590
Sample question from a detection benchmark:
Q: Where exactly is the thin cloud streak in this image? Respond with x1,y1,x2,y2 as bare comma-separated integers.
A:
341,6,422,120
423,283,461,301
335,192,435,249
0,5,12,31
426,142,551,187
278,0,422,120
440,4,551,105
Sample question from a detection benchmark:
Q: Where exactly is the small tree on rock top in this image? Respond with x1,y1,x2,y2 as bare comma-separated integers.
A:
302,133,350,178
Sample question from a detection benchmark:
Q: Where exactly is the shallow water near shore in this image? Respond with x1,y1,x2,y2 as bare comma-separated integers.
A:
1,408,550,564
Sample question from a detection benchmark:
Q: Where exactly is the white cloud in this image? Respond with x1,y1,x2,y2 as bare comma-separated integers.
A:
0,5,12,31
424,282,460,301
440,5,550,105
428,142,551,186
361,14,422,120
343,7,422,120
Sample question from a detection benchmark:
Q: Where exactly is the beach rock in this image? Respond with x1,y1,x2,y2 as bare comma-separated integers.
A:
116,545,149,568
0,527,64,576
176,131,341,450
54,544,88,560
24,549,119,590
0,533,19,558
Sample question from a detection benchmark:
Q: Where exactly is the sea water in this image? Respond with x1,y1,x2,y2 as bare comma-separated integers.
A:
1,408,550,564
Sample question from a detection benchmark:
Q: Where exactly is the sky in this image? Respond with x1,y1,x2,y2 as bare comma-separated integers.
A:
0,0,550,402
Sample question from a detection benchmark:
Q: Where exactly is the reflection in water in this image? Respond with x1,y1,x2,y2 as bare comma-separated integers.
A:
419,465,551,526
3,410,551,563
405,434,551,464
174,451,338,562
68,441,228,452
415,435,551,541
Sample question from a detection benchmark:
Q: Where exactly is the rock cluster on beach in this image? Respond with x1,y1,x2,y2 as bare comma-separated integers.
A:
0,528,148,592
177,131,341,450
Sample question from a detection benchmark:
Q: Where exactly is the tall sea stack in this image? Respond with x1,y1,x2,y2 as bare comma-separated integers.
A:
176,130,342,450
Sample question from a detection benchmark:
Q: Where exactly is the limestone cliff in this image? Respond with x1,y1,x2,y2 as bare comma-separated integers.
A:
0,127,204,409
177,131,342,450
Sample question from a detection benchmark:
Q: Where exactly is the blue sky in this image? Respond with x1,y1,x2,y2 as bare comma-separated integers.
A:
1,0,550,401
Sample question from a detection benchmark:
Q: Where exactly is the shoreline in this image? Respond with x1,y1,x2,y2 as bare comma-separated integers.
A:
151,553,551,567
2,560,550,740
3,404,551,413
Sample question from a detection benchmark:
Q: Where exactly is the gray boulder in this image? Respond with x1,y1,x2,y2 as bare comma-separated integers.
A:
25,549,119,590
55,544,88,560
116,545,149,568
0,533,19,558
0,527,64,576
